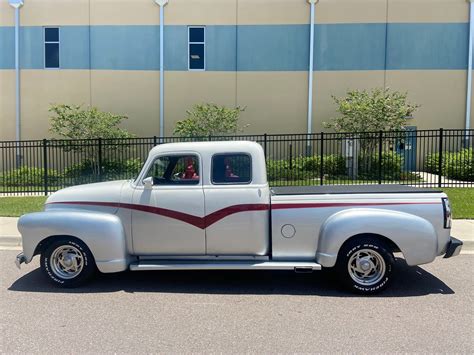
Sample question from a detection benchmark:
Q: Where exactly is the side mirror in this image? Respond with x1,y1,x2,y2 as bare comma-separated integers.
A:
143,176,153,189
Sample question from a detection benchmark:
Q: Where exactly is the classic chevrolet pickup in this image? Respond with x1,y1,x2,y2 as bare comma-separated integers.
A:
16,141,463,294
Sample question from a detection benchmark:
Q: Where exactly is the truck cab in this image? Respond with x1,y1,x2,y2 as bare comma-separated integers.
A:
124,141,270,256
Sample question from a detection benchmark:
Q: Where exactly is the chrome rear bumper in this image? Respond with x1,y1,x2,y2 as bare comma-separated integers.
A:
444,237,463,258
15,252,26,269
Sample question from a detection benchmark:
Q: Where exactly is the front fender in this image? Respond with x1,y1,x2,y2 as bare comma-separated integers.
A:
18,211,128,273
316,208,438,267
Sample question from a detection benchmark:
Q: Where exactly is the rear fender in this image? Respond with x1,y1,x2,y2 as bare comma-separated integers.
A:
18,211,128,273
316,208,437,267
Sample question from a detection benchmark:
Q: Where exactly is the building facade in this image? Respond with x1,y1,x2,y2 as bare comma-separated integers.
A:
0,0,473,141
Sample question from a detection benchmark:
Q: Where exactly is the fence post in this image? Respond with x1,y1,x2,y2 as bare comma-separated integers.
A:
263,133,268,159
320,132,324,185
289,143,293,170
98,138,102,182
438,128,443,188
378,130,383,184
153,135,157,147
43,139,48,196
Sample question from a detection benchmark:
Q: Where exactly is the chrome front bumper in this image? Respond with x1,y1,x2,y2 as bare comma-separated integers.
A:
444,237,463,258
15,252,26,269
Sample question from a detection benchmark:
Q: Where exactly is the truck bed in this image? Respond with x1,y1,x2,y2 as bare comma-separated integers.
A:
271,185,442,196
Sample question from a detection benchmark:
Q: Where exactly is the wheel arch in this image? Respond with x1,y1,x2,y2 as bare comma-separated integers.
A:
34,235,94,260
18,211,129,273
337,233,400,261
316,208,438,267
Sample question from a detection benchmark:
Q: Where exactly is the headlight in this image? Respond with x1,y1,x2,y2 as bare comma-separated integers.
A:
442,197,452,229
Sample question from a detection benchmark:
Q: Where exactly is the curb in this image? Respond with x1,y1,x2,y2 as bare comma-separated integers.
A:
462,240,474,251
0,235,22,247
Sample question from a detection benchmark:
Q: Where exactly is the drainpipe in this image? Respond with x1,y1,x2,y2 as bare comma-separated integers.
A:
154,0,168,139
9,0,23,166
466,0,473,145
307,0,318,154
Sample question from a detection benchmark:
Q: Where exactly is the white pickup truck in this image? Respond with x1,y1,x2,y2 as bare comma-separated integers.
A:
16,141,462,294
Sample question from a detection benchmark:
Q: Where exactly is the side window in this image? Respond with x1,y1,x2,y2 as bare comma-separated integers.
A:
145,155,200,185
212,154,251,184
188,26,205,70
44,27,60,69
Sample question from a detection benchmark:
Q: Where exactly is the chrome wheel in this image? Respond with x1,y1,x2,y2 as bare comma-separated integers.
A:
347,248,386,287
49,245,84,279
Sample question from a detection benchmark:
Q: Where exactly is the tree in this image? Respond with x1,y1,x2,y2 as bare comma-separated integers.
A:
49,104,134,178
324,88,419,134
323,88,419,173
49,104,133,140
173,103,247,137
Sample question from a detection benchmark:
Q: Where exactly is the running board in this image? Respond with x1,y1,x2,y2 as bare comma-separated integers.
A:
129,260,321,272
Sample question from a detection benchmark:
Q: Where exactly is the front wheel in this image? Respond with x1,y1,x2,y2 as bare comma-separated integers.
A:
40,237,96,287
336,237,394,295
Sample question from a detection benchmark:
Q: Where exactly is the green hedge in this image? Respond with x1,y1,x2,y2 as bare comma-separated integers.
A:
266,154,346,182
425,152,441,174
267,152,406,182
1,151,423,187
0,167,60,187
358,152,403,180
266,158,314,181
64,158,143,184
425,149,473,181
1,159,143,187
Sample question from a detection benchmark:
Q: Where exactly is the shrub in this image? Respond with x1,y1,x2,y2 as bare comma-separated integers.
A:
425,149,473,181
266,154,346,182
323,154,346,176
425,152,440,174
0,167,59,187
301,156,320,172
302,155,346,176
358,152,403,180
444,149,474,181
267,159,304,181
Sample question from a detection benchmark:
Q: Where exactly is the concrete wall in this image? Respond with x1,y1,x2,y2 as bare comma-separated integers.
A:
0,0,472,141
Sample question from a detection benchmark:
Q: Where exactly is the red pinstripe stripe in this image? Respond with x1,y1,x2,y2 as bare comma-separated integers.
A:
271,201,439,210
48,200,439,229
48,201,269,229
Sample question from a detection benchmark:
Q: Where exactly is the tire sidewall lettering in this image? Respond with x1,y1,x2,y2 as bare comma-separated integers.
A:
40,238,94,287
340,238,394,295
43,256,64,284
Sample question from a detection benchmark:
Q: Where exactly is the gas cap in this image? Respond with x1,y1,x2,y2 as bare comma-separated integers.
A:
281,224,296,238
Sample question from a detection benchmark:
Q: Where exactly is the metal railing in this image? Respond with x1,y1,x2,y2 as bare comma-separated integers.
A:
1,129,472,195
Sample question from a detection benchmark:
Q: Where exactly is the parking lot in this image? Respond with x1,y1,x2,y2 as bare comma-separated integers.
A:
1,250,472,353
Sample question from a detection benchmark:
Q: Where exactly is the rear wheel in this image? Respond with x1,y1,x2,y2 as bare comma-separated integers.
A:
336,237,394,295
40,237,96,287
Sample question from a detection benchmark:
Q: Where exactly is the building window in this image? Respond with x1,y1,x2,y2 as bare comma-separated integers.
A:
188,26,205,70
44,27,60,69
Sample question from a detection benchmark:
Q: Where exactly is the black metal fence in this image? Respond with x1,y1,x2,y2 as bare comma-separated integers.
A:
1,129,473,195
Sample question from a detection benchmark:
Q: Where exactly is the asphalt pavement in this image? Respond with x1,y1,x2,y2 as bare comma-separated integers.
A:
1,250,473,353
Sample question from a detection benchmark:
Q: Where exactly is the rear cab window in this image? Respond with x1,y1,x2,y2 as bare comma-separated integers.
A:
211,153,251,184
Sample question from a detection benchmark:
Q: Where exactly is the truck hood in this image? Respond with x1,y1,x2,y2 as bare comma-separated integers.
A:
45,180,129,212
